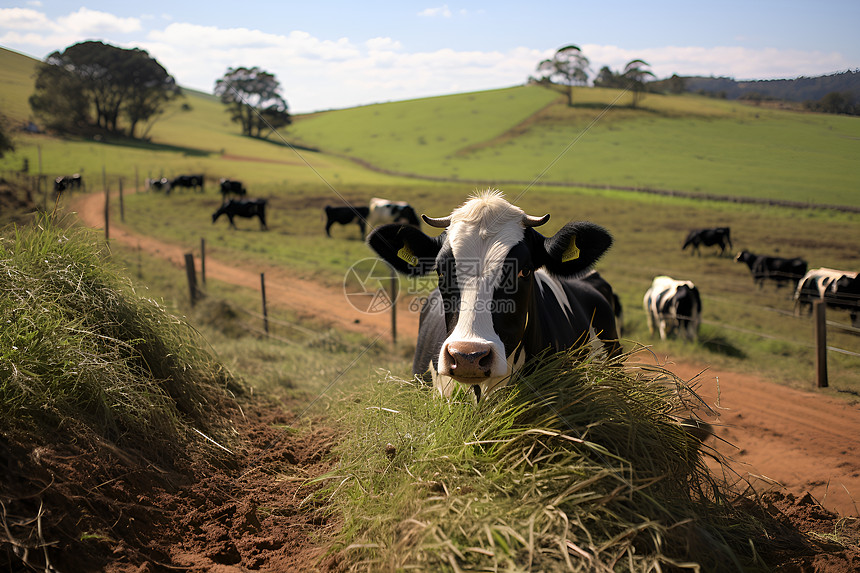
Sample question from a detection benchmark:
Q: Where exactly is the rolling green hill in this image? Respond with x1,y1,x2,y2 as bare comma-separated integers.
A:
2,46,859,208
288,86,860,207
0,47,38,122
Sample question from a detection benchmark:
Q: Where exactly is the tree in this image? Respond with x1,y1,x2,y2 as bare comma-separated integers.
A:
593,66,625,89
30,41,179,137
214,67,291,139
29,61,91,133
537,45,590,106
0,114,14,159
121,51,182,138
621,59,655,108
666,74,687,95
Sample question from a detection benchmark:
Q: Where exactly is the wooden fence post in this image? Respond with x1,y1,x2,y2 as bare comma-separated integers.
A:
200,238,206,285
103,166,109,241
38,144,45,212
261,273,269,336
184,253,198,307
390,268,397,345
814,300,828,388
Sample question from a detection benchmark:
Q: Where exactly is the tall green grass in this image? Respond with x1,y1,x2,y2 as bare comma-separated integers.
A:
0,215,243,459
325,351,803,571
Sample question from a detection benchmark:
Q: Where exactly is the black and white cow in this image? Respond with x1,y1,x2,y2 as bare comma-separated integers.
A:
170,174,205,193
735,250,808,289
578,269,624,336
643,276,702,341
824,274,860,326
795,268,857,315
147,177,171,192
682,227,732,256
367,197,421,229
212,199,268,230
367,190,620,400
219,179,246,202
794,268,847,314
324,205,370,237
54,174,82,193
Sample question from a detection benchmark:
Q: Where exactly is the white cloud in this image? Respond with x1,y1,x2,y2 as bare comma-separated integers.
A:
0,7,141,54
0,8,50,30
56,8,141,35
418,5,452,18
1,6,853,114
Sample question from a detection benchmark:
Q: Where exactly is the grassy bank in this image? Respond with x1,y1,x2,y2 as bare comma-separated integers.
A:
324,351,823,571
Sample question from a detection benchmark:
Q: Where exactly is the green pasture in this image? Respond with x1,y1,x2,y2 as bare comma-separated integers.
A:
0,47,37,121
109,174,860,394
2,45,858,394
289,86,860,207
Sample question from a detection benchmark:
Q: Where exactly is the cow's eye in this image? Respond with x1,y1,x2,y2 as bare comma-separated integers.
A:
518,268,532,279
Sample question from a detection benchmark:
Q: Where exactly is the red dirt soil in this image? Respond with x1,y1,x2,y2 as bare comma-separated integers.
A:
25,189,855,571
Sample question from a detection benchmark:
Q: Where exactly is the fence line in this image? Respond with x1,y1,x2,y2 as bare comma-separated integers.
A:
702,318,860,358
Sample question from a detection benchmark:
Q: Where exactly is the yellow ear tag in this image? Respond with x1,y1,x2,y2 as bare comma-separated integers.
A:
397,244,419,266
561,236,580,262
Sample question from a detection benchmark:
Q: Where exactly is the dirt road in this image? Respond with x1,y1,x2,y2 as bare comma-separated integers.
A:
69,191,860,518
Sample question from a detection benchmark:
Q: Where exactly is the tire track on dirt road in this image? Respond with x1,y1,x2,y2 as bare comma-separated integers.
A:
69,190,860,518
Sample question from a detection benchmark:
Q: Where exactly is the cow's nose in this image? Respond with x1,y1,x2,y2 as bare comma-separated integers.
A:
445,341,493,378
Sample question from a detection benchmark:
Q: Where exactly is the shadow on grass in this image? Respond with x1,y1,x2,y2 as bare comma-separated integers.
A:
699,331,746,358
96,136,213,157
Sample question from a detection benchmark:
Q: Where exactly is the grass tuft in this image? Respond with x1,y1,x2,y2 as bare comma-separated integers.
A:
0,215,244,461
325,351,802,571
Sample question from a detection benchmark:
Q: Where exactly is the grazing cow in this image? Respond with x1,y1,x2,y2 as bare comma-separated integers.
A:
644,276,702,341
147,177,171,192
54,174,82,193
324,205,370,237
219,179,246,202
367,189,620,401
795,268,857,315
367,197,421,229
735,250,808,289
682,227,732,256
578,269,624,336
169,174,205,193
824,274,860,326
212,199,268,230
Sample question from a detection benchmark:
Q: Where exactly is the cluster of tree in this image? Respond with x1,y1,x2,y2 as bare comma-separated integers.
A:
534,45,654,107
804,91,859,115
30,41,181,139
214,67,291,139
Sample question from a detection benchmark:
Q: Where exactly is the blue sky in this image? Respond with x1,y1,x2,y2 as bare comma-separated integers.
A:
1,1,858,113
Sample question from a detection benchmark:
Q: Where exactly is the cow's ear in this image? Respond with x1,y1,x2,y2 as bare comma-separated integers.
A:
367,224,441,276
540,222,613,276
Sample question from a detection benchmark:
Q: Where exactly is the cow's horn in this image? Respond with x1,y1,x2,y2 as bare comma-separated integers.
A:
523,214,550,227
422,214,451,228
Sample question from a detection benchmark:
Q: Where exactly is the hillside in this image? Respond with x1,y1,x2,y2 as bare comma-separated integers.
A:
0,47,38,121
2,46,859,208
